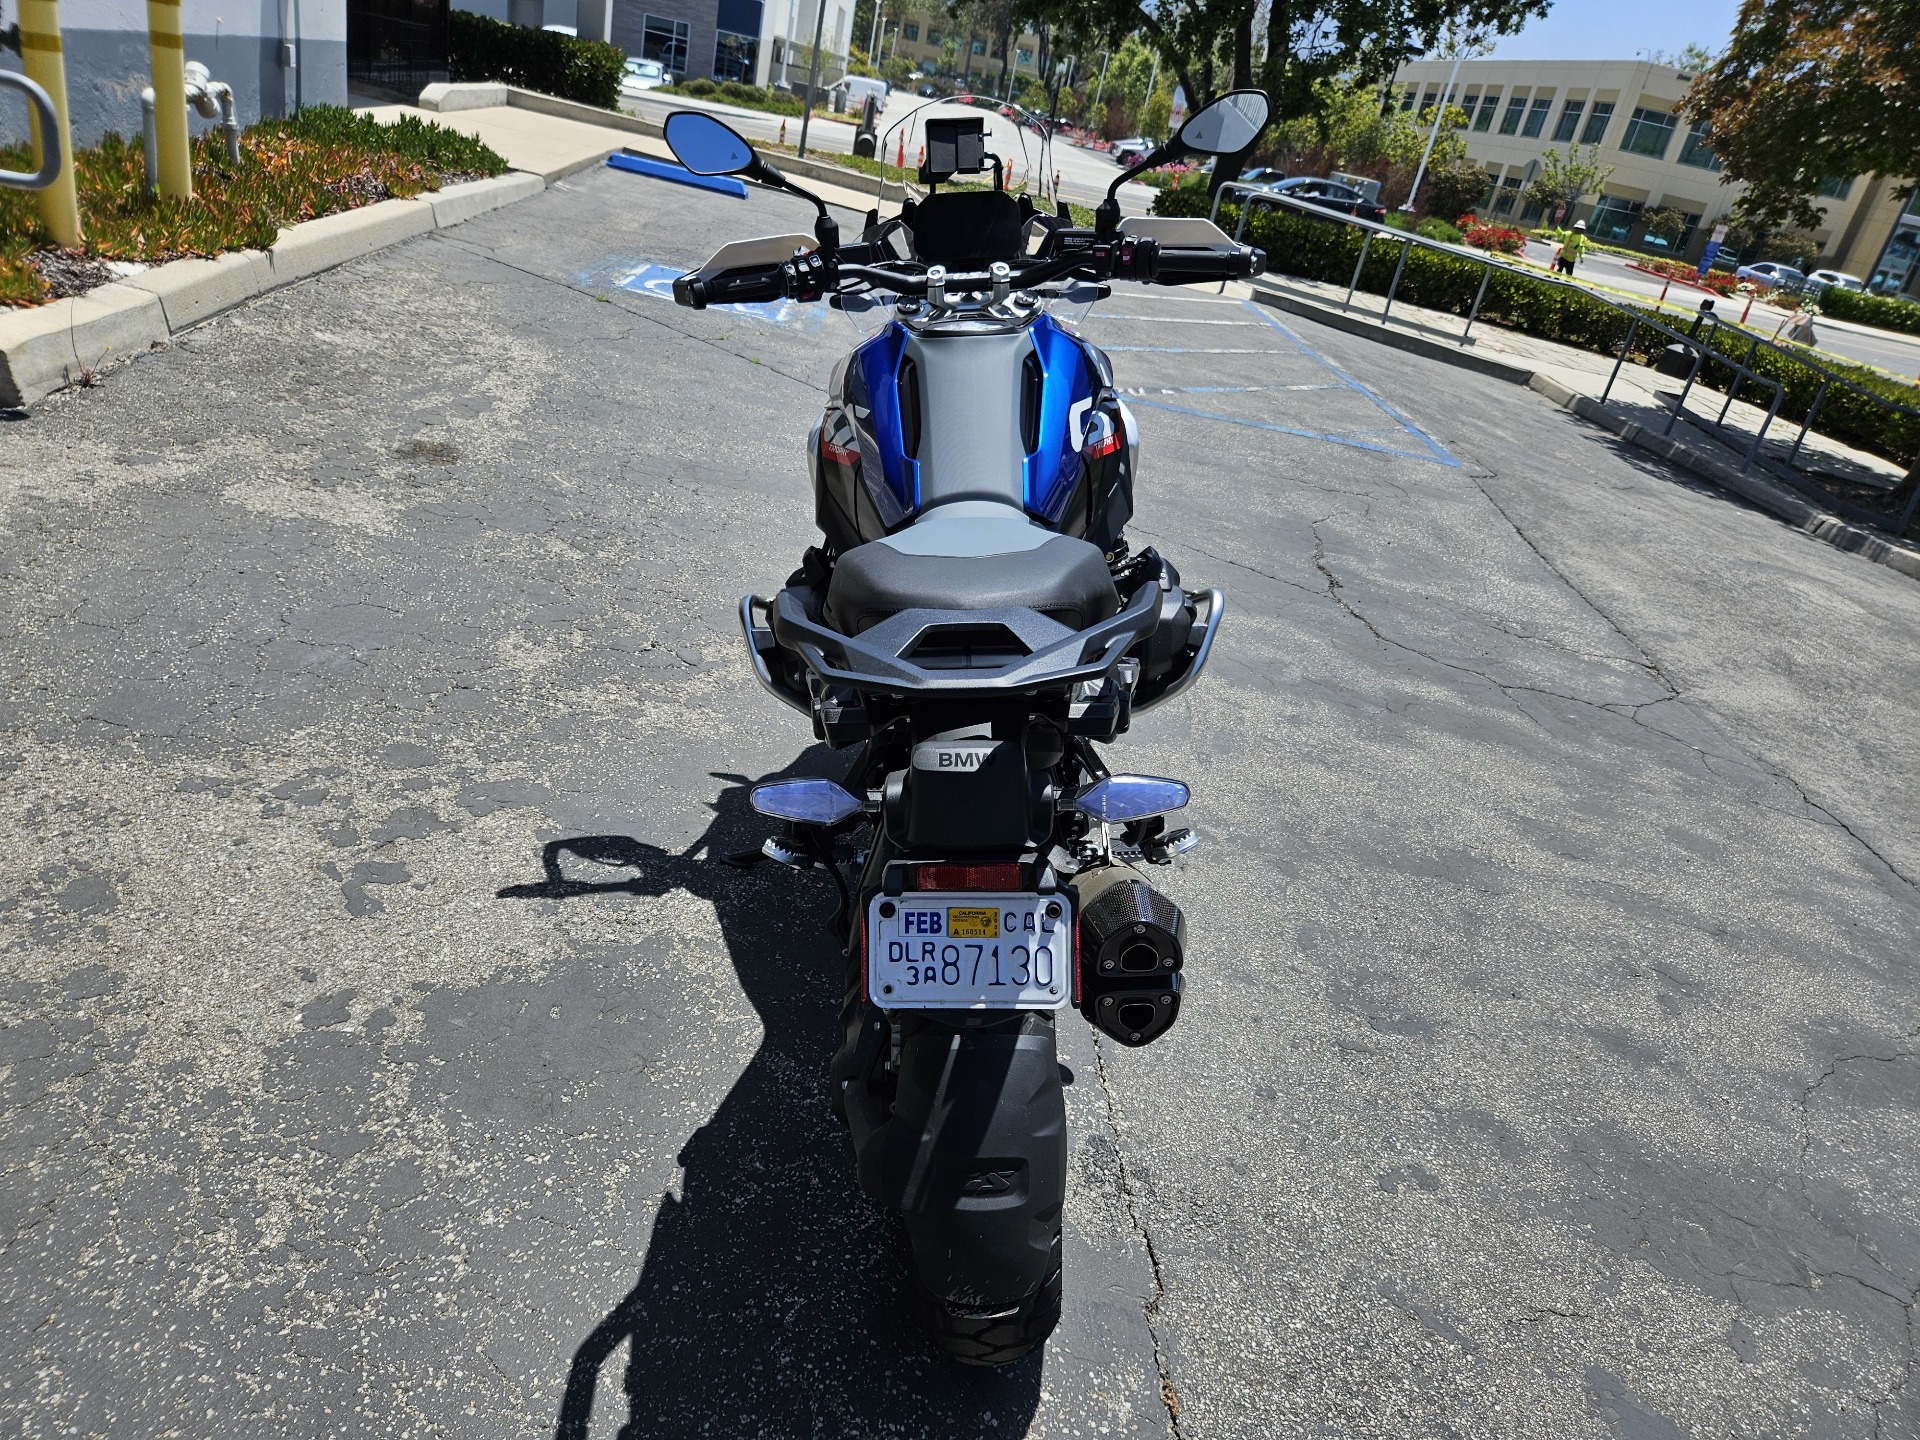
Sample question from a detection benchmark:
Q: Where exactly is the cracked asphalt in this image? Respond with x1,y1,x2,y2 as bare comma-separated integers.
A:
3,167,1919,1439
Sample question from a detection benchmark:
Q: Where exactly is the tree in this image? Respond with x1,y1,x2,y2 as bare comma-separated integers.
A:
1140,85,1172,142
1755,225,1821,263
1683,0,1920,231
1643,206,1690,246
1524,143,1615,218
1424,157,1490,222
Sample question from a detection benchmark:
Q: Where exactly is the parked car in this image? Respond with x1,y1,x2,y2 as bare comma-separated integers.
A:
1236,166,1289,187
1259,175,1388,224
1109,137,1152,165
1734,261,1805,292
1805,269,1865,294
619,58,667,94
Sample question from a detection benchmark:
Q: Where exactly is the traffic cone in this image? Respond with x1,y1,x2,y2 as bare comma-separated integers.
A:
779,119,787,145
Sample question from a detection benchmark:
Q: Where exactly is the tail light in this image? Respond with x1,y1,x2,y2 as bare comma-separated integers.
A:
912,863,1024,891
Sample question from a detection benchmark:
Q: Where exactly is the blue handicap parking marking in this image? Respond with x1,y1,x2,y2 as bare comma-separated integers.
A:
576,260,831,329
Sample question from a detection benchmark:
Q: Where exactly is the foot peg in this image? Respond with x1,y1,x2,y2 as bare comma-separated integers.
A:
1075,863,1185,1047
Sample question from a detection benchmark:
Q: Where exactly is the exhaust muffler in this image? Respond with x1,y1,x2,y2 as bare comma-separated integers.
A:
1075,863,1185,1046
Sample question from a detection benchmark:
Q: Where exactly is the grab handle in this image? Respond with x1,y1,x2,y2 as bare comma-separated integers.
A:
0,71,63,191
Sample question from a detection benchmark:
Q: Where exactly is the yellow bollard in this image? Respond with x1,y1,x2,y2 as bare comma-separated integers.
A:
146,0,193,199
16,0,83,246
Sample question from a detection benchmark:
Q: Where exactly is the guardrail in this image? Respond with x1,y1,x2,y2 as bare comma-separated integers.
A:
1205,182,1920,533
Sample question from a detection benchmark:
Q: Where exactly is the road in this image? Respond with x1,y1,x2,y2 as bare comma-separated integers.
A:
1519,239,1920,381
623,86,1159,212
5,167,1920,1438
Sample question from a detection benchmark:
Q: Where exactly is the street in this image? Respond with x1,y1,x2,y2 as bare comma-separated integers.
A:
4,165,1920,1438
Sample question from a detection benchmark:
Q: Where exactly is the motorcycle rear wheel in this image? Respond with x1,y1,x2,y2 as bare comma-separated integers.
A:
912,1232,1063,1365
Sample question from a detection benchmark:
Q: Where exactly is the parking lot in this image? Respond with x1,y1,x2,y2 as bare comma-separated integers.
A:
4,167,1919,1438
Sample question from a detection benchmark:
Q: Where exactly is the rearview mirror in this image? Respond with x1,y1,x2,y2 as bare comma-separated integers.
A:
665,111,759,176
1175,89,1270,155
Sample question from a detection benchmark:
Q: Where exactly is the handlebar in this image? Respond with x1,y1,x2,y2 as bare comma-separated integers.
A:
670,233,1262,310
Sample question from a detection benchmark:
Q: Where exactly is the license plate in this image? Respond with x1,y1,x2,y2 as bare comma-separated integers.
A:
867,892,1073,1010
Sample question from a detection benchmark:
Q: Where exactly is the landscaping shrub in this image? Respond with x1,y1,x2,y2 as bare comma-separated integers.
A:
1458,214,1525,255
1818,287,1920,337
1,110,504,307
1153,184,1920,468
660,79,803,115
449,10,624,110
1634,255,1737,296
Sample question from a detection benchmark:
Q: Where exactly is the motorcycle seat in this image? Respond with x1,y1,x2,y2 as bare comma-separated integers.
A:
823,502,1119,636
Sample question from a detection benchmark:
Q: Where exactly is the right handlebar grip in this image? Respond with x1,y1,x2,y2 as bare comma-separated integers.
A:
671,263,789,310
1152,246,1267,285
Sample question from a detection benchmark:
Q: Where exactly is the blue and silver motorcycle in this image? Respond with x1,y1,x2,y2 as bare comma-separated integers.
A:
663,89,1269,1365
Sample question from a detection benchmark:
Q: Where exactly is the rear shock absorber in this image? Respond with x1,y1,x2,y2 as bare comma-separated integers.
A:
1075,862,1184,1046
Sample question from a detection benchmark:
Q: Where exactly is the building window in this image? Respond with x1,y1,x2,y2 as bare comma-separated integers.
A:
1588,193,1645,242
643,14,688,74
1581,100,1615,145
1473,90,1500,131
926,27,941,43
1553,99,1584,143
1016,46,1031,64
1458,90,1478,124
1620,106,1676,158
902,21,917,39
1490,177,1523,216
1817,175,1853,200
1498,93,1527,135
1523,93,1552,137
1421,85,1439,114
713,30,757,80
1520,193,1545,225
971,38,985,54
1641,209,1702,251
1400,85,1415,111
1677,122,1721,171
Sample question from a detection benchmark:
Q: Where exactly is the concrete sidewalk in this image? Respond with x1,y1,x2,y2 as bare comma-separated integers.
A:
363,91,895,215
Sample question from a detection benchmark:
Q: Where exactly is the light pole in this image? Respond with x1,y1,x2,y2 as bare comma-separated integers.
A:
781,0,798,84
797,0,828,156
867,3,880,63
1401,48,1464,214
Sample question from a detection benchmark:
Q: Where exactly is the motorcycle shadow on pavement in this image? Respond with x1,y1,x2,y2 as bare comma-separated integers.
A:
498,760,1045,1439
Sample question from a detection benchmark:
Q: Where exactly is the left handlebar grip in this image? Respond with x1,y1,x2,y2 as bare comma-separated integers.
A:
671,263,789,310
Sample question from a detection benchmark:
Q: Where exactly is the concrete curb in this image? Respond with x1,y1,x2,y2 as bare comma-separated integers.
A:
1248,282,1535,385
1,171,545,410
1526,373,1920,583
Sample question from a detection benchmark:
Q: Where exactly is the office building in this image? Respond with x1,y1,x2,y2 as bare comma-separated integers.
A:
1393,57,1913,289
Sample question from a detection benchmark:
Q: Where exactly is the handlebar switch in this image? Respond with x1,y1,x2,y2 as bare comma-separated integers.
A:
784,249,833,303
1114,236,1160,283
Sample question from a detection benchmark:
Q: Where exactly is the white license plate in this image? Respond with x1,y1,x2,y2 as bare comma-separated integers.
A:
867,892,1073,1010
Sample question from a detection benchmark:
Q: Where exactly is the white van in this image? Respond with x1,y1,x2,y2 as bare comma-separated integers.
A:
833,75,891,112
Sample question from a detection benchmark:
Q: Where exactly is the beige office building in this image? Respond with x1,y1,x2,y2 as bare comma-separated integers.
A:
1393,57,1916,292
881,10,1048,91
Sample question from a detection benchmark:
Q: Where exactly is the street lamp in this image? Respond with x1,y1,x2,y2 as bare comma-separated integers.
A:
1402,47,1464,214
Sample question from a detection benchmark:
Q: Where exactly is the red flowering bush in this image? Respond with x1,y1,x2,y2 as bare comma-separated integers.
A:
1459,215,1526,254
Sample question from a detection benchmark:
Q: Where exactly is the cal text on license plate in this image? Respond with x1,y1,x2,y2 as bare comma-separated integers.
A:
867,892,1072,1010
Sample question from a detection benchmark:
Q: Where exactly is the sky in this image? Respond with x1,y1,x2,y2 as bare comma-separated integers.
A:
1487,0,1744,62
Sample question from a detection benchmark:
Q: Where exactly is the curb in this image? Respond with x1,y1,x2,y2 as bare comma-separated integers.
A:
1525,373,1920,582
1248,282,1534,385
0,172,544,410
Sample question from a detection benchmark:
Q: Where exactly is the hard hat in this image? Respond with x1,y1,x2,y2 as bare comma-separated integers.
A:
1573,220,1587,230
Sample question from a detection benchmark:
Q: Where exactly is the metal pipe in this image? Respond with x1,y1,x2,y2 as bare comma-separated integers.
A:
1345,229,1377,311
1602,317,1639,403
1788,379,1831,468
797,0,827,156
1665,351,1706,434
1401,49,1463,215
0,70,64,192
16,0,83,243
141,88,159,193
1380,235,1413,321
1744,387,1785,472
1460,255,1494,342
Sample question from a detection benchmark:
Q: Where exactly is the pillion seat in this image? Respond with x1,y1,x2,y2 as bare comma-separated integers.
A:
823,502,1120,636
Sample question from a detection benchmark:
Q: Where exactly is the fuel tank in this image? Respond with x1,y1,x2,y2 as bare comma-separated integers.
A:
812,312,1137,558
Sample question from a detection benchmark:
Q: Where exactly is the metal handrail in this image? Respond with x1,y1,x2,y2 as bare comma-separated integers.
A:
0,72,63,192
1203,181,1790,472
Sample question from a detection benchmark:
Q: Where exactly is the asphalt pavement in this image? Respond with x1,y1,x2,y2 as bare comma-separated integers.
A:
4,165,1919,1438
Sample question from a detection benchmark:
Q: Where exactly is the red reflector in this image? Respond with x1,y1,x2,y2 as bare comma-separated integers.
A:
821,433,860,466
913,863,1024,891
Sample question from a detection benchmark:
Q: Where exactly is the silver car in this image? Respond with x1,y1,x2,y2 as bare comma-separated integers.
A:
620,58,668,94
1733,261,1805,292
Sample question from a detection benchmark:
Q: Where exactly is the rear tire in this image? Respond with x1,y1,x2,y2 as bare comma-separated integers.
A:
912,1235,1062,1366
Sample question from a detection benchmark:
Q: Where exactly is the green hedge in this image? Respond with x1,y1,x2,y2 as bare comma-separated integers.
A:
1818,287,1920,337
449,10,624,110
1157,183,1920,469
263,104,506,177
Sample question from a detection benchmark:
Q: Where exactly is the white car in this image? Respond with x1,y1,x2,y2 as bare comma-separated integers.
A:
1733,260,1805,292
1805,269,1865,293
620,58,667,94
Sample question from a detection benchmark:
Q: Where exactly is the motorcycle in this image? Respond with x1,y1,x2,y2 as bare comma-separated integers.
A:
659,89,1269,1365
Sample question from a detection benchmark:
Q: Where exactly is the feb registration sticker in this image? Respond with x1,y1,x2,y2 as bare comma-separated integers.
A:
867,892,1072,1010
